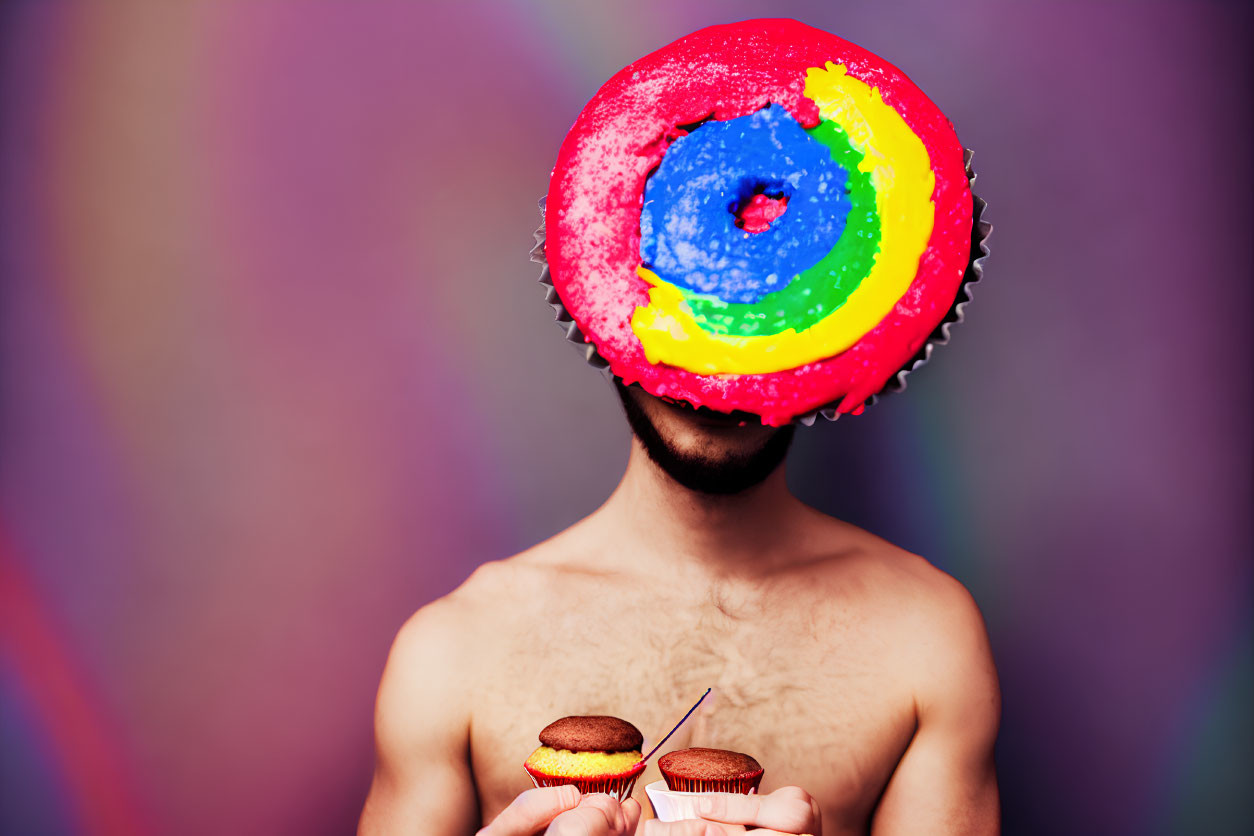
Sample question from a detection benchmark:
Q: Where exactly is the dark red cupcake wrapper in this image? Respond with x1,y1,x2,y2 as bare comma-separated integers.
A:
661,768,764,794
524,759,647,801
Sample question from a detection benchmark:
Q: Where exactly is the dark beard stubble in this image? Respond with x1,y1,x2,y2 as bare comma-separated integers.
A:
613,380,796,496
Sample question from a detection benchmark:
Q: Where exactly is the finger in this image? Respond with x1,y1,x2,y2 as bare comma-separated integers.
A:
548,802,626,836
576,793,622,829
770,785,811,804
621,798,642,835
479,785,581,835
695,789,816,833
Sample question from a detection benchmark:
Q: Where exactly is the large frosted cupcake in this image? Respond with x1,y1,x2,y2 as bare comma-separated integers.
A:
540,18,988,426
523,716,647,801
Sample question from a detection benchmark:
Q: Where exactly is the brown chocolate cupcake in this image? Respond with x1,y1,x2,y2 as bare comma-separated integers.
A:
658,747,764,794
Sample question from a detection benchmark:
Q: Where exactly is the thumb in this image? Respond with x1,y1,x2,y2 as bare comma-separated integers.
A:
621,798,643,834
479,785,581,835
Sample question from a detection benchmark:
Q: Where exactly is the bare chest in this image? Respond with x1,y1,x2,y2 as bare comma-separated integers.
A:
467,589,915,830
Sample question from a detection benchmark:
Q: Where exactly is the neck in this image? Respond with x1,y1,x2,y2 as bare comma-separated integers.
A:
599,439,802,576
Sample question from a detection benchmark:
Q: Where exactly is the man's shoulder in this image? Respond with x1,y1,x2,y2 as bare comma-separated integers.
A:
802,510,993,671
854,533,996,714
375,549,561,733
801,510,948,585
393,533,582,660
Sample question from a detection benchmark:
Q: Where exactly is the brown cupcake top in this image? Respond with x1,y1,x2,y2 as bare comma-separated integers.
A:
538,716,644,753
658,747,762,780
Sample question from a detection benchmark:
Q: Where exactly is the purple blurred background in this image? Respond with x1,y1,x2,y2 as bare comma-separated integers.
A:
1,2,1249,834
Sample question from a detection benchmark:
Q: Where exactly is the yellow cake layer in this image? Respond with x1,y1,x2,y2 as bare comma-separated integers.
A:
525,746,642,778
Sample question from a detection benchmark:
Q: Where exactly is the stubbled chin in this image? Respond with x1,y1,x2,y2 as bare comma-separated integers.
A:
657,430,778,464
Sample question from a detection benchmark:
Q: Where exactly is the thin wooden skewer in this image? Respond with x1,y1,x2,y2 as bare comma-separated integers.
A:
641,688,712,764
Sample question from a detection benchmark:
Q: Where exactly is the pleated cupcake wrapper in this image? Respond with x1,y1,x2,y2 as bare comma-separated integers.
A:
644,778,762,823
523,759,646,802
532,149,991,424
661,770,763,794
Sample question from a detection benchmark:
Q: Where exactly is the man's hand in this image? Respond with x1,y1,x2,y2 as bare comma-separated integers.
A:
642,787,821,836
478,787,643,836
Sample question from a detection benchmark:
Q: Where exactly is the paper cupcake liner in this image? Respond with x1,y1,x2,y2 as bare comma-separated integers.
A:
644,779,761,823
530,202,611,372
532,149,991,423
662,771,764,794
524,760,646,802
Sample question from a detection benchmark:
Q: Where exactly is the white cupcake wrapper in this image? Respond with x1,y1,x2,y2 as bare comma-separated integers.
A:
532,148,991,423
644,780,759,822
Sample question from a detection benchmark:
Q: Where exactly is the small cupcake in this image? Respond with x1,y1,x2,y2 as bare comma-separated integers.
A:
523,716,646,800
658,747,764,794
645,747,765,822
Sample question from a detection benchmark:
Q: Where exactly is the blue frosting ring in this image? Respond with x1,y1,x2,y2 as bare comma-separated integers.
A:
639,104,852,305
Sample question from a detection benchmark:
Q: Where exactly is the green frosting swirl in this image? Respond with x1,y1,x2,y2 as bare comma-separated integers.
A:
679,120,882,337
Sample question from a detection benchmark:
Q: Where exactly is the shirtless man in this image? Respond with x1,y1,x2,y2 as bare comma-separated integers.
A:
359,381,1001,834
